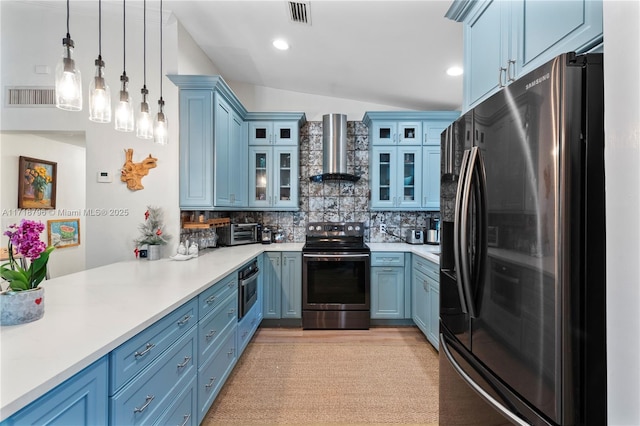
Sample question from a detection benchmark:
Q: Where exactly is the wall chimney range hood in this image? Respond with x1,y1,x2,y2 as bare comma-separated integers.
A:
310,113,360,182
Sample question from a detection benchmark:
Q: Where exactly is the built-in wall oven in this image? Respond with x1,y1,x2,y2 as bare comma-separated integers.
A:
302,222,370,329
238,259,259,320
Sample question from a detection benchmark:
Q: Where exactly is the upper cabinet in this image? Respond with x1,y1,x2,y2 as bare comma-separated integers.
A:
447,0,603,110
246,113,305,211
169,76,305,211
249,121,299,145
363,111,460,211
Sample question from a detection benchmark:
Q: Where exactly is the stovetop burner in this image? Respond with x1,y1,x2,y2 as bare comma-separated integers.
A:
303,222,369,252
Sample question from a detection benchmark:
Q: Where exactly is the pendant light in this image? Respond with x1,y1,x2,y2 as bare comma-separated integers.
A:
153,0,168,145
115,0,134,131
89,0,112,123
136,0,153,139
55,0,82,111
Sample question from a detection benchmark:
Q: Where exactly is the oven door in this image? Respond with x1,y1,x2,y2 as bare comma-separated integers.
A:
302,252,370,310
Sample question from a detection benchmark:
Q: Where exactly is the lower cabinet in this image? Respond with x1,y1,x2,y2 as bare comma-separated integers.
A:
371,252,411,319
4,357,108,426
262,252,302,319
412,255,440,350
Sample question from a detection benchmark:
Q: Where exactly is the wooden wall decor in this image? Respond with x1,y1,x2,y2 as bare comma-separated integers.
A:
120,149,157,191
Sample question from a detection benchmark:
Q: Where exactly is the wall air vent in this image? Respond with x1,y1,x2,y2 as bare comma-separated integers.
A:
5,87,55,107
288,1,311,25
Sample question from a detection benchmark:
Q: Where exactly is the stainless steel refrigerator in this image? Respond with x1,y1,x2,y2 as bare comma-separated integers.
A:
439,53,606,425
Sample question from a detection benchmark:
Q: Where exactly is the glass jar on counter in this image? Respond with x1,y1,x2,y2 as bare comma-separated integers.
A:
274,228,284,243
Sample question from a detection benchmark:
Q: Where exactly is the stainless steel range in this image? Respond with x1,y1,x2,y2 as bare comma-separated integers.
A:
302,222,370,329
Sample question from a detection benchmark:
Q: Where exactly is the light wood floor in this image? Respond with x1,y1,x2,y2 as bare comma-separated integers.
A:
253,325,434,345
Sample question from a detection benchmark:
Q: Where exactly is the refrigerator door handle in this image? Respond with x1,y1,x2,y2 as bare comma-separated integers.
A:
441,335,531,426
454,149,472,314
459,147,482,318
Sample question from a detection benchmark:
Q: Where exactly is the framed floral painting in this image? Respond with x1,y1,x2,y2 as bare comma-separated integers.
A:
47,218,80,249
18,156,57,209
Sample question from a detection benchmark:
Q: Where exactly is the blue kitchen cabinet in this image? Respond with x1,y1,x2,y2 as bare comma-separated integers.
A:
370,146,422,210
262,252,302,319
2,357,108,426
422,146,441,210
248,120,299,145
370,252,406,319
248,145,298,210
412,255,439,350
214,93,247,208
168,75,249,210
447,0,603,110
176,88,214,209
369,120,422,146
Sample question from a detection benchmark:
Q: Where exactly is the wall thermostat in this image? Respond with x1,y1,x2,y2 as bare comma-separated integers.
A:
97,171,113,183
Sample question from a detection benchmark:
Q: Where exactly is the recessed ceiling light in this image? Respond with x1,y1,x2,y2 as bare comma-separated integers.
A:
446,66,463,76
272,39,290,50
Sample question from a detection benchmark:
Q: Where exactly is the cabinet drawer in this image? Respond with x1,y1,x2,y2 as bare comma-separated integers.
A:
110,298,197,394
197,328,237,423
110,326,197,426
198,273,237,319
412,256,438,281
371,252,405,267
152,376,197,426
198,292,237,364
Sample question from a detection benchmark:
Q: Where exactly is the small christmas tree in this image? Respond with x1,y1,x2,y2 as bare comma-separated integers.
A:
134,206,171,247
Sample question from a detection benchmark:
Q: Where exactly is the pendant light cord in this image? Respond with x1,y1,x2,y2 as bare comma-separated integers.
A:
159,0,163,100
98,0,102,58
66,0,70,38
122,0,126,72
143,0,146,87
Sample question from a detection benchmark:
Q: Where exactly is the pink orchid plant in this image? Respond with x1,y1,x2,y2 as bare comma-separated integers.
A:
1,220,54,291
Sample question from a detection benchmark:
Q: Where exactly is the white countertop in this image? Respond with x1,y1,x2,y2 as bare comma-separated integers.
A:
0,241,435,420
0,243,301,420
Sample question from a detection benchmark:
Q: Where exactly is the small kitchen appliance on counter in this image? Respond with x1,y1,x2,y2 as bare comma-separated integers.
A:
218,223,260,246
405,229,424,245
261,227,272,244
426,218,440,245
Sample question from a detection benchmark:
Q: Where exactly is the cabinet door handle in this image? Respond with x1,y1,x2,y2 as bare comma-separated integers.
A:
507,59,516,82
134,395,155,413
179,414,191,426
382,268,393,272
284,257,287,266
177,355,192,369
498,67,507,88
177,314,193,326
204,377,217,389
424,280,429,292
134,343,155,358
205,329,217,340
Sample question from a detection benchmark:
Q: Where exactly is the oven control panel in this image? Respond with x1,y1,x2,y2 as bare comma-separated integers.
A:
307,222,364,237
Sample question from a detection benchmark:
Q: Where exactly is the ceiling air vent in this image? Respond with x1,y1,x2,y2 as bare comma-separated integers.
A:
287,1,311,25
5,87,55,107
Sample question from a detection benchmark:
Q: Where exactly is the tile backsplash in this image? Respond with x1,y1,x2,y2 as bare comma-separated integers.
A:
183,120,439,243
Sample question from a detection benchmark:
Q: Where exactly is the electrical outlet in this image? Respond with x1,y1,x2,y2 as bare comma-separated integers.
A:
380,223,387,234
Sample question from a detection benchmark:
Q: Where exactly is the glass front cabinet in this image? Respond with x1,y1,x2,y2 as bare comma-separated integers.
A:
249,146,298,209
371,146,422,210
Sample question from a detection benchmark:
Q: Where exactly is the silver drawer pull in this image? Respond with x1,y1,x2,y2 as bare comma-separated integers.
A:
228,308,235,316
228,282,234,288
179,413,191,426
134,395,155,413
205,329,217,340
227,348,235,357
177,314,193,326
205,377,217,389
134,343,155,358
177,355,192,369
205,295,217,304
242,331,249,338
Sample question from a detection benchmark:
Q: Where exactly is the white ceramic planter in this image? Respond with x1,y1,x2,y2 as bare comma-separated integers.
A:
0,287,45,325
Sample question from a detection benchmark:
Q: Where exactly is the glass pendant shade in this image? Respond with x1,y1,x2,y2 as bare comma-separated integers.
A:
115,74,134,131
89,57,111,123
136,87,153,139
153,99,168,145
55,37,82,111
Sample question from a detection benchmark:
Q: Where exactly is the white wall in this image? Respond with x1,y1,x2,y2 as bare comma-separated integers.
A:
0,132,86,278
603,2,640,424
228,80,411,121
